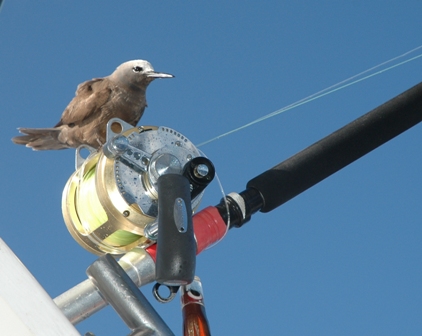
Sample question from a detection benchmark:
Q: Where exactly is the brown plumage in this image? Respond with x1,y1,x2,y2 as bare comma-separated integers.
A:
12,60,173,150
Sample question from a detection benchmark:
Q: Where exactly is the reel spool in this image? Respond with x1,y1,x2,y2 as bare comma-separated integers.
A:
62,118,207,256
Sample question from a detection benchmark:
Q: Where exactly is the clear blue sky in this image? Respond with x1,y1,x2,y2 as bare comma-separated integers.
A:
1,2,422,335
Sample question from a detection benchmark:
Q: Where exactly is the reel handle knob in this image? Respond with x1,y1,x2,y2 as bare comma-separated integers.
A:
155,174,196,285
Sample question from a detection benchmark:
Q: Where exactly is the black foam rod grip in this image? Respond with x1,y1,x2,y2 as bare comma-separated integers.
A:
247,82,422,213
155,174,196,285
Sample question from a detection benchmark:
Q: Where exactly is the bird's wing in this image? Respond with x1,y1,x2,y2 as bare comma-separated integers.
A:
55,78,112,127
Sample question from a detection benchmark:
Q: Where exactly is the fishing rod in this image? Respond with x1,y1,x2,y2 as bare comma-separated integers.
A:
55,81,422,334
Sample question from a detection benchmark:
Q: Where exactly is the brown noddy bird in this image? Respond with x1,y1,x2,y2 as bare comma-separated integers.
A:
12,60,174,150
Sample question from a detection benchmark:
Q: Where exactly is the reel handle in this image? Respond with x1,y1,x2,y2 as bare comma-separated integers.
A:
155,174,196,285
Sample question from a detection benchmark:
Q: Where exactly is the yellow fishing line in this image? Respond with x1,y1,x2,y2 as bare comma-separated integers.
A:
77,165,141,247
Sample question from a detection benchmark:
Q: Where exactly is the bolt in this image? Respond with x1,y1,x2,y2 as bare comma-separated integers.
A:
153,154,181,176
141,156,150,166
195,164,209,177
111,135,129,153
123,210,130,217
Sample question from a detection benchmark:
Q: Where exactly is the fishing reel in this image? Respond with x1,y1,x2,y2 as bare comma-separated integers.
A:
62,118,215,259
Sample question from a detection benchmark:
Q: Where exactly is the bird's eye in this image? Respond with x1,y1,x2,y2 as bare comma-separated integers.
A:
133,66,144,73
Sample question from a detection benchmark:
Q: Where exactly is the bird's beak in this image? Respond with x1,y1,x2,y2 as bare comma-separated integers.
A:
146,72,174,79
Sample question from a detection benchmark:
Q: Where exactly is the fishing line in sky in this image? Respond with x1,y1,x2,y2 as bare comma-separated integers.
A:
197,45,422,147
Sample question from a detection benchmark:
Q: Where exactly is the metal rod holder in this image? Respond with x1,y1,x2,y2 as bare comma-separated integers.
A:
55,248,156,325
86,254,174,336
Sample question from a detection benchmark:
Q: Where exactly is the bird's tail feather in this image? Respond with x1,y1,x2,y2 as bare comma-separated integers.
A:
12,127,68,150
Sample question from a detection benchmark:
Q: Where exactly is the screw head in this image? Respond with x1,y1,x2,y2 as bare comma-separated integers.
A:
111,135,129,153
195,164,209,177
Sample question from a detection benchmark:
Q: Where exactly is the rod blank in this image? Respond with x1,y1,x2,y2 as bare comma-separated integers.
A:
247,82,422,213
